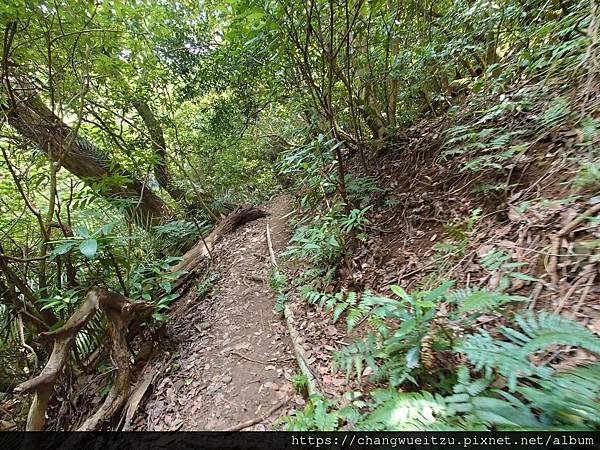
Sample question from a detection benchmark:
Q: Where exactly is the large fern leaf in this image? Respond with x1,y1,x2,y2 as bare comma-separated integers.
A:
446,287,526,314
456,330,552,390
361,390,447,430
457,312,600,391
508,312,600,355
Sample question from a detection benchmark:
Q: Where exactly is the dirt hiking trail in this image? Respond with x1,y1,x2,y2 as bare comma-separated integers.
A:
138,196,300,431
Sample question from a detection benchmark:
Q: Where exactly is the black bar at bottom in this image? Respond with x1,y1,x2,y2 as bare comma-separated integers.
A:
1,431,599,450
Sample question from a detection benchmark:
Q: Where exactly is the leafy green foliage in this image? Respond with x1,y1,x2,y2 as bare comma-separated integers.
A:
478,248,538,290
445,287,527,315
152,220,208,253
291,373,309,397
457,312,600,391
277,395,341,431
344,175,384,206
127,256,186,321
305,274,600,431
39,290,79,314
285,204,371,287
420,209,482,289
361,390,449,431
0,0,596,432
331,282,454,386
268,267,289,313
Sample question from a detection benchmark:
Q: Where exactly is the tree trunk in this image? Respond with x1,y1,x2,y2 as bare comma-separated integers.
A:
360,84,386,139
132,99,186,202
4,75,169,228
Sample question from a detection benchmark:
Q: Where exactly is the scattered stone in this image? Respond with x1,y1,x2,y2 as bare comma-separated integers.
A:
195,322,211,332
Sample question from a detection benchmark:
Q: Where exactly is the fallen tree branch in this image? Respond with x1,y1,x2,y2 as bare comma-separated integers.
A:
222,398,288,432
266,222,278,268
283,304,320,396
266,223,319,396
172,206,267,289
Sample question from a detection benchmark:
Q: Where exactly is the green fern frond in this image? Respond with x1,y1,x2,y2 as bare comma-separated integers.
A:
361,390,447,430
508,312,600,355
347,307,367,331
323,295,337,313
314,398,340,431
455,330,552,391
458,312,600,392
446,287,526,314
517,363,600,427
303,289,323,304
332,302,349,323
345,291,358,306
333,334,379,381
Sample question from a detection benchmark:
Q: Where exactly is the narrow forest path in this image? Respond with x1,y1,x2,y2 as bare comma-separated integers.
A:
138,196,298,431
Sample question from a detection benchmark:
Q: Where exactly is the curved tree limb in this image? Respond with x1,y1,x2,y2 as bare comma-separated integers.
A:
132,98,186,203
3,71,169,227
14,288,152,431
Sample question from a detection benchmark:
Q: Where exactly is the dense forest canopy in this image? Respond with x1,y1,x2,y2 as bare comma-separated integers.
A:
1,0,599,433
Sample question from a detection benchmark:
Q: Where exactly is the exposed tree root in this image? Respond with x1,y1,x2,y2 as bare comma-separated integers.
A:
14,207,267,431
14,288,152,431
120,366,156,431
266,223,319,396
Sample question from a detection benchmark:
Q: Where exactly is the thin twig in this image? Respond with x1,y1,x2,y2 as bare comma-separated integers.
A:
0,252,49,262
569,272,597,319
554,266,595,314
17,312,38,368
230,351,270,365
221,398,288,432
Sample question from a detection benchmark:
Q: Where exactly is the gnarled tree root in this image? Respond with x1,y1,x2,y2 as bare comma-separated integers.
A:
15,206,266,431
14,288,152,431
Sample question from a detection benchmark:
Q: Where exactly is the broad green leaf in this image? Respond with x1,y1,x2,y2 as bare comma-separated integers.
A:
416,299,436,308
406,346,420,368
79,239,97,258
73,225,89,238
424,280,454,301
53,241,76,256
389,285,411,302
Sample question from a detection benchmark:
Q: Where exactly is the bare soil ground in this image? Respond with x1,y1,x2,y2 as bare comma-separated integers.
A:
136,196,304,431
